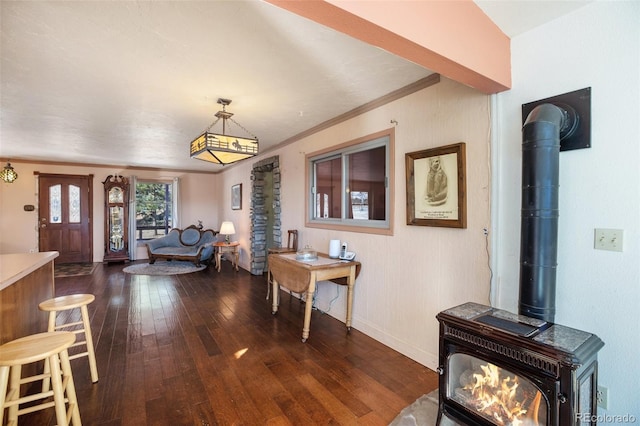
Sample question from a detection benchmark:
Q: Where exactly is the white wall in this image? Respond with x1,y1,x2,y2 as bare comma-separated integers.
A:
0,163,218,261
493,1,640,417
223,77,492,369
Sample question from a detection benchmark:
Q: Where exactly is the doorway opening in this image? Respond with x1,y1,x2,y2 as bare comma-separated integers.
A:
250,156,281,275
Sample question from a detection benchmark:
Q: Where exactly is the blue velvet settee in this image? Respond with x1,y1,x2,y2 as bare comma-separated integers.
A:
145,225,218,266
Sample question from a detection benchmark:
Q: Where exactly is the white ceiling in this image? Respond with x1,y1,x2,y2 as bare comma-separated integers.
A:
0,1,591,173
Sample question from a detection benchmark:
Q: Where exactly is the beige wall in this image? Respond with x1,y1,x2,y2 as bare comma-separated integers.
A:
221,77,491,368
0,164,218,261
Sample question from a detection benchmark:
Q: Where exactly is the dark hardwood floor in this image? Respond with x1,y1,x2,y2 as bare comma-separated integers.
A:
20,260,438,425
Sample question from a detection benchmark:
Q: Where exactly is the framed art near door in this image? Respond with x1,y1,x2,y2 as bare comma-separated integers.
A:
405,143,466,228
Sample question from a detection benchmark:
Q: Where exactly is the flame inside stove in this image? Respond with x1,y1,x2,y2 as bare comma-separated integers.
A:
456,362,542,426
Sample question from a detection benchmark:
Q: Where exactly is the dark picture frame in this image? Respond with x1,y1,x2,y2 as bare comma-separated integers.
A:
231,184,242,210
405,142,466,228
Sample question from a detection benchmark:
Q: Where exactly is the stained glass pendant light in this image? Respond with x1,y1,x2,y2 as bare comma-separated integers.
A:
1,162,18,183
190,98,259,166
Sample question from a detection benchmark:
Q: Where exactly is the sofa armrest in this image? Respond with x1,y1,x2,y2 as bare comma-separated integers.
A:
199,244,215,261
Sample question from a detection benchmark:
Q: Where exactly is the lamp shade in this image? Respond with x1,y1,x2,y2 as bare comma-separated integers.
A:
190,133,258,165
190,98,259,166
220,221,236,236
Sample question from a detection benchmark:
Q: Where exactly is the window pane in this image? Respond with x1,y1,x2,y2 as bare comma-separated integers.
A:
347,146,386,220
69,185,80,223
350,191,369,219
307,130,392,233
49,184,61,223
136,182,173,240
314,157,342,219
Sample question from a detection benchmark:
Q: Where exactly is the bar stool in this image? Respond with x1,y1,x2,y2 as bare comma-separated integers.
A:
38,294,99,384
0,331,82,425
267,230,299,299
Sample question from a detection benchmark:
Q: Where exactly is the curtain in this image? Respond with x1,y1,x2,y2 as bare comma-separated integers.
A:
172,177,180,229
128,175,137,260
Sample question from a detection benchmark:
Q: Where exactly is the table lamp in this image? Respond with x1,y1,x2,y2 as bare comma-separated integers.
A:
219,221,236,244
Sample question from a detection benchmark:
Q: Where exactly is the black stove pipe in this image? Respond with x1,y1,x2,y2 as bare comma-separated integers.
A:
519,103,577,323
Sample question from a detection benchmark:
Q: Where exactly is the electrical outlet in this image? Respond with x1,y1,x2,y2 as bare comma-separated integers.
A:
597,385,608,409
483,228,489,236
594,228,623,252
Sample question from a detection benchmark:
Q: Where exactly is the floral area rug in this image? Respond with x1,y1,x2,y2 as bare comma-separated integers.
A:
54,262,98,278
122,260,206,276
389,389,439,426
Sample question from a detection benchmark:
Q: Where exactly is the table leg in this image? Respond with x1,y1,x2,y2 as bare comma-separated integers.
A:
271,278,279,314
345,266,356,331
216,250,222,272
233,251,239,271
266,267,271,300
301,273,317,342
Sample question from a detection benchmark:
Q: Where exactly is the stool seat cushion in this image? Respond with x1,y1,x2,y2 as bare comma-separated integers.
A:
0,332,75,366
39,294,95,311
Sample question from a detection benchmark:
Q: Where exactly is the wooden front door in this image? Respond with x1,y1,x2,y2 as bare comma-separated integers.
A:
38,174,93,264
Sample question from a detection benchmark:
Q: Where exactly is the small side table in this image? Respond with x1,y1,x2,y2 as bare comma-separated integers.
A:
214,241,239,272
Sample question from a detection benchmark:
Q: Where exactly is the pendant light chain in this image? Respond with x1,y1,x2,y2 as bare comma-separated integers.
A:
228,117,258,140
204,117,222,133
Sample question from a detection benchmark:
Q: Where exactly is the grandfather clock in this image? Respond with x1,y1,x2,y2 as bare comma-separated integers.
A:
103,175,129,263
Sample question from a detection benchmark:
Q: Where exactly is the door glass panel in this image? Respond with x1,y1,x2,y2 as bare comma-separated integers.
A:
49,184,62,223
69,185,80,223
447,353,547,425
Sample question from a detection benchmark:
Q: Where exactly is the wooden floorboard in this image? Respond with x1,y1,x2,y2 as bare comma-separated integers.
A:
15,260,437,425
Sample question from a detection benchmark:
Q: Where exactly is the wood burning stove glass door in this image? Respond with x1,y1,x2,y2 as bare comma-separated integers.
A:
446,353,548,426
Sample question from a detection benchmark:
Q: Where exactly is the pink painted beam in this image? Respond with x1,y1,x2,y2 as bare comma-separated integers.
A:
267,0,511,94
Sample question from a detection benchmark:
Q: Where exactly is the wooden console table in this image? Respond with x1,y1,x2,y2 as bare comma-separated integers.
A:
268,252,361,342
214,241,239,272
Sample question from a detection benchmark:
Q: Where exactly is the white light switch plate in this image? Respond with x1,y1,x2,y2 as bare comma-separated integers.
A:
594,228,623,252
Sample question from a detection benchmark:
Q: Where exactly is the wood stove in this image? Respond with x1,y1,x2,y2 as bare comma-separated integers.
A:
434,92,601,425
436,302,604,426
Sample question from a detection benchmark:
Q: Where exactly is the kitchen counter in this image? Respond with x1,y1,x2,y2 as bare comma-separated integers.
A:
0,251,58,345
0,251,59,291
